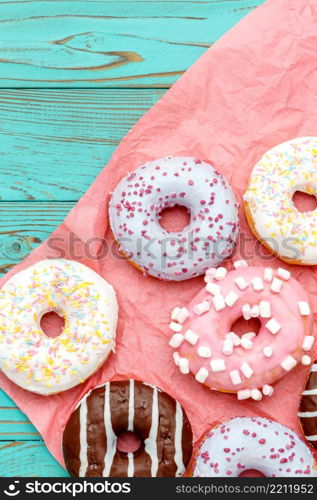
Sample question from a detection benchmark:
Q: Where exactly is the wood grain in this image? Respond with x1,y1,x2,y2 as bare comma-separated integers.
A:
0,89,164,201
0,201,71,274
0,441,68,477
0,0,263,87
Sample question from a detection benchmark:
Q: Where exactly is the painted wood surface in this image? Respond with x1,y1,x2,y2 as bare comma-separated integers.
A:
0,0,263,87
0,89,164,201
0,0,265,477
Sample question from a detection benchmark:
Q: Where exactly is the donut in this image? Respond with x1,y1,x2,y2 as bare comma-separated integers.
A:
63,380,193,477
243,137,317,265
0,259,118,395
189,417,317,477
298,360,317,450
169,262,314,399
109,156,239,281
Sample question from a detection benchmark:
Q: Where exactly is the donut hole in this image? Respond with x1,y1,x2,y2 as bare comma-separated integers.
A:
239,469,265,477
40,311,65,338
230,317,261,337
116,431,142,454
292,191,317,213
159,205,190,233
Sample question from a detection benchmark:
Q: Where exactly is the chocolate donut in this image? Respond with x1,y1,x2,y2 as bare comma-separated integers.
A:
63,380,193,477
299,361,317,450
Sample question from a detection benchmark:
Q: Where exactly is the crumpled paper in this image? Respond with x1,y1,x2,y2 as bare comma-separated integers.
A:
0,0,317,470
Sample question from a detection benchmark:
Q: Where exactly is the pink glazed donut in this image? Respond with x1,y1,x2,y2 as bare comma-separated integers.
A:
169,263,314,400
190,417,317,477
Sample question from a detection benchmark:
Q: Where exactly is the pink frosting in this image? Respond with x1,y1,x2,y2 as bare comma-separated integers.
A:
173,266,312,393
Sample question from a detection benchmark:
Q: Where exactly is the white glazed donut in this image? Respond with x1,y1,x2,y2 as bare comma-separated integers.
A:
109,156,239,281
0,259,118,395
244,137,317,264
190,417,317,477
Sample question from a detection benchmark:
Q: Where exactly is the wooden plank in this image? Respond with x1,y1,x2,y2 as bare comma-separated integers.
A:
0,441,68,477
0,391,41,441
0,89,165,201
0,201,71,274
0,0,264,87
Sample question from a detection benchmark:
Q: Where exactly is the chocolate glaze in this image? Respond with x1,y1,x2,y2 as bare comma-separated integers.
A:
299,362,317,450
63,380,193,477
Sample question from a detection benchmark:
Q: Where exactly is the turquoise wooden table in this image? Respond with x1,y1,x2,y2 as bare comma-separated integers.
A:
0,0,265,477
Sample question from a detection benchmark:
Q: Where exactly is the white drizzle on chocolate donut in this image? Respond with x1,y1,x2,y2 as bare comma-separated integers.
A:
299,362,317,449
63,380,193,477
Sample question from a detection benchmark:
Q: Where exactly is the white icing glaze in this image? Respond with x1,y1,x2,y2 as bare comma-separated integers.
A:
144,385,159,477
103,382,117,477
78,396,88,477
244,137,317,264
192,417,317,477
109,156,239,280
174,401,185,476
0,259,118,395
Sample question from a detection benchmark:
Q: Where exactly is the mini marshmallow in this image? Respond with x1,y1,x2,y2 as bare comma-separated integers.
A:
197,346,212,358
195,367,209,383
265,318,281,335
224,291,239,307
237,389,251,400
262,384,274,396
270,277,283,293
222,338,234,356
259,300,271,318
206,267,216,277
229,370,242,385
184,329,199,345
242,332,256,340
264,267,274,282
281,355,297,372
169,321,182,333
251,277,264,291
204,275,212,283
226,331,241,346
205,282,221,296
302,336,315,351
277,267,291,280
173,352,180,366
233,260,248,269
177,307,190,324
263,346,273,357
298,301,311,316
214,267,227,280
194,300,210,316
179,357,190,374
301,355,312,366
234,276,249,290
251,389,262,401
242,303,251,320
171,307,181,321
240,362,254,379
212,294,226,312
169,334,184,348
210,359,226,372
240,337,253,350
250,305,260,317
